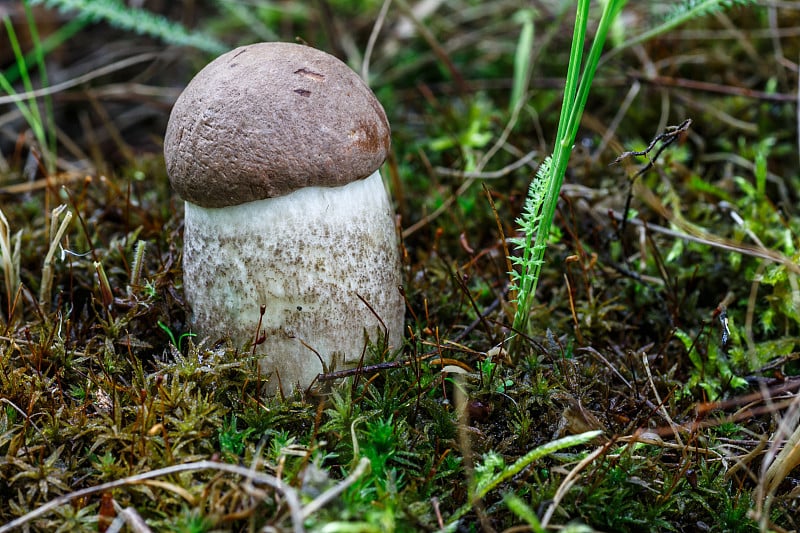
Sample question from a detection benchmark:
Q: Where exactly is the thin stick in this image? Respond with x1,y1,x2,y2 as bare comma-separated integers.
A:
603,207,800,275
0,460,304,533
435,150,538,179
0,53,159,105
540,442,609,527
642,350,684,447
362,0,392,82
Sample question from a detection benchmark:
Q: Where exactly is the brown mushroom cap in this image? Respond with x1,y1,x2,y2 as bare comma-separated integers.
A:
164,42,390,208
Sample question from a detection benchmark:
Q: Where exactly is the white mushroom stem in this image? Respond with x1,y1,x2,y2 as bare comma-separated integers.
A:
182,171,403,389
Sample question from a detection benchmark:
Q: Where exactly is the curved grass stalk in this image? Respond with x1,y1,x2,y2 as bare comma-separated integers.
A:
448,430,603,526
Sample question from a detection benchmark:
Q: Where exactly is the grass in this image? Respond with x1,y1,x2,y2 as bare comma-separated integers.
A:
510,0,626,341
1,0,800,531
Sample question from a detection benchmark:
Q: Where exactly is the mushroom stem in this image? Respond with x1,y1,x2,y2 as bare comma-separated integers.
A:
183,170,403,389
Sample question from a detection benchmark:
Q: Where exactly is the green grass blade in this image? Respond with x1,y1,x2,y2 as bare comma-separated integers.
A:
23,0,57,172
509,9,535,113
1,15,89,85
1,15,46,158
510,1,626,341
565,0,627,145
554,0,590,148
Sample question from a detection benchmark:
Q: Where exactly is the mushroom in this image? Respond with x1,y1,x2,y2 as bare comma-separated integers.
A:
164,42,404,391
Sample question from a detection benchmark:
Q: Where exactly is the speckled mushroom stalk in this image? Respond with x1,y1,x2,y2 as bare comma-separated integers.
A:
164,43,404,391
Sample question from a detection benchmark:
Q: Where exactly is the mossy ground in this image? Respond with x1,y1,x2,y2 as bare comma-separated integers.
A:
1,1,799,532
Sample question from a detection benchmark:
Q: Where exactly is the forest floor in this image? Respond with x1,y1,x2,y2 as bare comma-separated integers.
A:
1,1,799,532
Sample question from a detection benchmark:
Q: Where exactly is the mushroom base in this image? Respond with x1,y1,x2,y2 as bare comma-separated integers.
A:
182,171,404,391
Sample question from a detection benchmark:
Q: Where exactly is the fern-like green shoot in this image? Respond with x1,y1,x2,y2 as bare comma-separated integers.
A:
30,0,227,55
509,156,552,335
